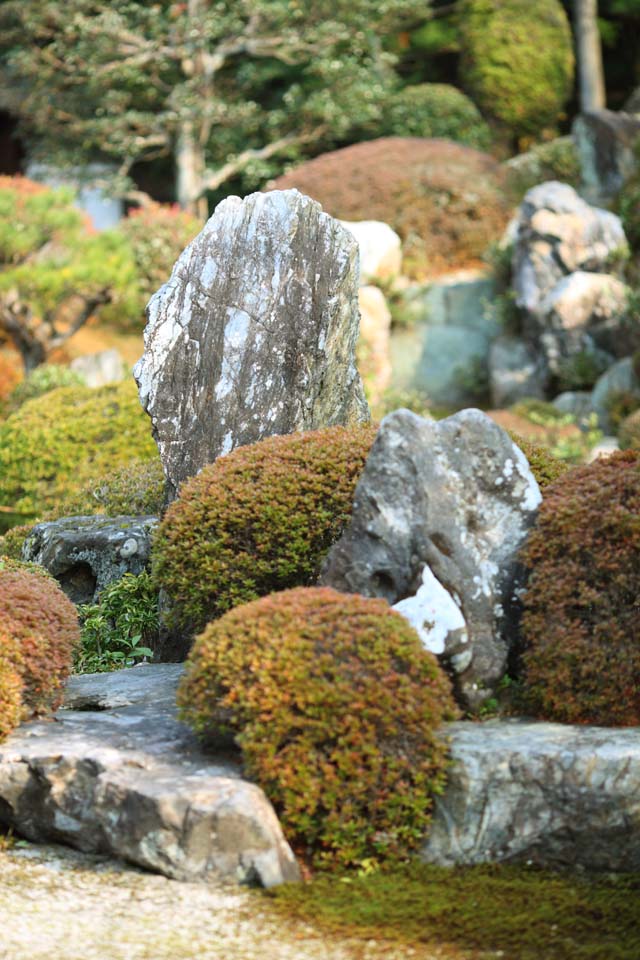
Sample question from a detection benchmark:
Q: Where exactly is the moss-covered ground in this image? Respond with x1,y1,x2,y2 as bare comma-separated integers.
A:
266,862,640,960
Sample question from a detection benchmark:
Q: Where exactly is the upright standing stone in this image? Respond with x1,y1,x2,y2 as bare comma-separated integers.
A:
135,189,369,499
320,409,541,710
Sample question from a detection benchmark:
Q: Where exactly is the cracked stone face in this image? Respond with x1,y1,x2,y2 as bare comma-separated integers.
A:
320,408,541,709
134,189,369,499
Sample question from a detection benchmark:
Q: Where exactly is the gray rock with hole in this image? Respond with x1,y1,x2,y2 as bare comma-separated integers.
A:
0,665,300,887
21,515,158,604
134,189,369,500
320,408,541,710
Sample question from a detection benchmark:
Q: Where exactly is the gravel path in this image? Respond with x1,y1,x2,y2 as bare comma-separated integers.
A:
0,842,477,960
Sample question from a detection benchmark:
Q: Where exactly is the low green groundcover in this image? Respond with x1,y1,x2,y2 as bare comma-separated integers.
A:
267,863,639,960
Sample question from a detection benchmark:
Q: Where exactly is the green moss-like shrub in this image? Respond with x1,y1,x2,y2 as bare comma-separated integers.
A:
509,432,570,490
519,450,640,725
5,364,85,414
458,0,574,143
57,457,165,519
0,567,79,714
380,84,491,150
0,524,35,560
503,136,581,201
0,381,157,517
152,423,378,634
619,409,640,450
270,138,510,279
178,586,458,867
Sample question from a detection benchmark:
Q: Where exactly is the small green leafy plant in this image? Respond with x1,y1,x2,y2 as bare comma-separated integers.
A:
76,572,157,674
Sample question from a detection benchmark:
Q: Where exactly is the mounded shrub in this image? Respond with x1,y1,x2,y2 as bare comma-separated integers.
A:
0,635,23,741
509,433,570,490
519,450,640,726
0,380,157,517
0,567,79,714
178,586,458,867
458,0,574,143
619,408,640,450
5,363,85,414
380,84,491,150
270,138,510,279
152,423,378,634
57,457,165,519
0,353,21,408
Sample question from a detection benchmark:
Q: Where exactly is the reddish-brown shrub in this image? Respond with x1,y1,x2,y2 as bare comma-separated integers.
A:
152,423,378,635
0,567,79,714
519,450,640,725
0,629,23,741
178,586,458,867
0,353,20,406
270,138,510,279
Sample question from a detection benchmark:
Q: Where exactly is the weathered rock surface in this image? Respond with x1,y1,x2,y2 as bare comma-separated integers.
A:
488,334,546,407
22,516,158,605
356,285,392,407
590,356,640,431
339,219,402,284
135,189,369,499
0,665,299,887
320,409,541,709
573,109,640,203
534,270,630,374
70,349,126,388
512,181,627,314
422,719,640,872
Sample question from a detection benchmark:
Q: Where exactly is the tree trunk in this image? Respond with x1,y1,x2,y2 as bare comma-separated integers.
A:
574,0,606,112
176,121,208,219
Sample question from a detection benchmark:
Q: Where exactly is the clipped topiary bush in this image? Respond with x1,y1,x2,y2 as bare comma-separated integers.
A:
380,84,491,150
0,380,157,517
270,138,510,279
509,432,570,490
178,586,458,867
458,0,574,143
519,450,640,726
5,363,85,414
0,634,23,741
57,457,165,519
152,423,378,634
0,566,79,715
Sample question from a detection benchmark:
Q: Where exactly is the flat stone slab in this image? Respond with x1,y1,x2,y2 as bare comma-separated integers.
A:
0,665,299,887
422,719,640,872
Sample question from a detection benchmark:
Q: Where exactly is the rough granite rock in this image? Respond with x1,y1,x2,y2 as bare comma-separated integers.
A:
0,664,299,887
22,515,159,605
590,356,640,431
512,181,627,314
421,719,640,871
573,109,640,203
134,189,369,500
320,408,541,709
488,334,546,407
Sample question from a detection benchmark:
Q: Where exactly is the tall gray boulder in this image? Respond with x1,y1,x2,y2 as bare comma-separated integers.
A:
135,189,369,499
320,409,541,710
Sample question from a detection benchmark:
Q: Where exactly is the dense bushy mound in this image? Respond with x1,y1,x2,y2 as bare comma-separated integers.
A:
619,409,640,450
58,457,165,518
0,635,23,741
519,451,640,726
0,567,79,716
5,364,85,414
380,84,491,150
459,0,574,142
152,424,377,635
509,433,570,490
270,138,509,278
178,587,457,867
0,353,20,407
0,381,157,518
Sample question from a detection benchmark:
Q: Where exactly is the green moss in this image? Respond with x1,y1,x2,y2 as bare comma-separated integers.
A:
459,0,574,142
0,381,157,517
58,458,165,518
267,862,640,960
508,432,570,490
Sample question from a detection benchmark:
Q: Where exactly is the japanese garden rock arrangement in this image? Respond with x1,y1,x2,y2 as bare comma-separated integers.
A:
321,408,541,710
134,188,369,500
0,665,299,888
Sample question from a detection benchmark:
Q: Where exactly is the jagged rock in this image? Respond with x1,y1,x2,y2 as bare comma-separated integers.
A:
573,109,640,203
135,189,369,500
357,285,392,407
22,515,158,604
339,219,402,284
534,271,630,375
512,181,627,314
0,665,299,887
320,408,541,709
70,349,126,388
421,719,640,871
489,334,546,407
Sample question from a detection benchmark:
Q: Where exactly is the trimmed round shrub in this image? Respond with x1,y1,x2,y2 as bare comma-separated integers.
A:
619,409,640,450
509,432,570,490
519,450,640,726
57,457,165,518
270,138,510,279
0,567,79,714
152,423,378,634
0,638,23,741
0,380,157,517
178,586,458,866
380,83,491,150
458,0,574,142
5,364,85,414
